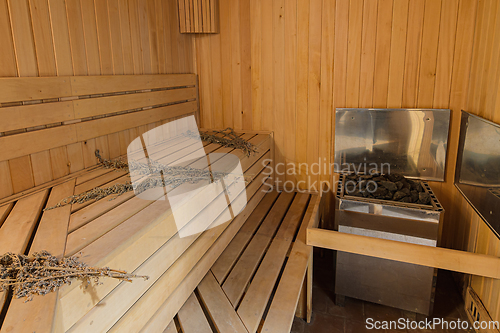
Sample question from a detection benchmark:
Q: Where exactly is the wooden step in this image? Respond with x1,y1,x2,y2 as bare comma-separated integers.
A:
237,193,310,332
177,293,212,333
137,181,271,333
197,271,248,333
222,192,295,307
152,191,321,333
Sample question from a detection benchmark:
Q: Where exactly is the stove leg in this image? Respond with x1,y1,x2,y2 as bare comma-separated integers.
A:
335,294,345,307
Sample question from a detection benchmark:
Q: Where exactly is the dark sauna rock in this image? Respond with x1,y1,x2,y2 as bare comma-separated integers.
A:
349,189,363,197
343,173,432,205
363,191,373,198
419,192,431,205
411,182,424,192
393,191,408,201
401,180,411,190
346,174,358,180
366,181,377,192
380,181,398,192
401,188,411,196
345,181,357,192
372,187,389,198
387,173,404,182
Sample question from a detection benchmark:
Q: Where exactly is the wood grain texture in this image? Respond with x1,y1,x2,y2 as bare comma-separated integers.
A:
453,0,500,323
192,0,476,193
28,0,57,76
0,180,74,333
189,2,500,323
8,0,38,77
178,0,219,33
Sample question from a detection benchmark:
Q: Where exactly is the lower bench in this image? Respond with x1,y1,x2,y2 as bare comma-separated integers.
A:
154,190,322,333
0,130,282,333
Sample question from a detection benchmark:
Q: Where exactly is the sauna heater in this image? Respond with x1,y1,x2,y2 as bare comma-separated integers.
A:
333,108,450,315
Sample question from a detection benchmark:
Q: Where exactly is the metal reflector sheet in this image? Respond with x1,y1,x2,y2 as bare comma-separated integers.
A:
334,108,450,181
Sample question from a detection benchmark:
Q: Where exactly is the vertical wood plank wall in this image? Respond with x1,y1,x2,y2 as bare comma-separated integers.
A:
1,0,499,323
191,0,500,321
0,0,194,199
178,0,219,33
193,0,475,239
193,0,476,197
455,0,500,322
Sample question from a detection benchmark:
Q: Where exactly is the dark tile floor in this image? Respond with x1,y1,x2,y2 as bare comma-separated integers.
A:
291,249,473,333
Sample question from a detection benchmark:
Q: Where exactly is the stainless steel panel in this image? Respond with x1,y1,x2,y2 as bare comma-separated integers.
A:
334,108,450,181
336,252,436,315
455,111,500,239
334,174,443,315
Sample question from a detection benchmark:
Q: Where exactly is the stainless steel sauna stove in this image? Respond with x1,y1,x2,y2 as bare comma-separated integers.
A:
333,108,450,315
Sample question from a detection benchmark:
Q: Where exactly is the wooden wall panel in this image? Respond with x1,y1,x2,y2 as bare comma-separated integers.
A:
0,0,195,201
178,0,219,33
1,0,192,79
48,0,73,76
193,1,500,321
193,0,475,192
453,0,500,323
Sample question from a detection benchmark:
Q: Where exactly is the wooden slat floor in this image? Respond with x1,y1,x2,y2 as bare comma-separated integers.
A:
167,190,319,333
0,130,275,333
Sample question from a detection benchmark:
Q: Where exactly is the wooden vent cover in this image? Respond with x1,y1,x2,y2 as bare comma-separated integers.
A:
178,0,219,33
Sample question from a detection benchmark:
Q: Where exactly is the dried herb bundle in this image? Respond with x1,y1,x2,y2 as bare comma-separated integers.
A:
45,153,243,210
186,128,258,157
0,251,148,302
95,150,129,171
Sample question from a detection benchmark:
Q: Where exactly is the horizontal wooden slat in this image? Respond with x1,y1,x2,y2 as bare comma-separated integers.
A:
110,171,271,333
70,74,197,96
75,101,198,141
197,272,248,333
307,228,500,280
0,203,13,228
211,191,279,283
0,77,72,103
238,193,309,332
0,101,74,133
138,180,270,333
57,135,269,308
0,125,77,161
262,194,319,333
66,156,270,332
177,293,212,333
0,190,48,253
75,168,114,186
0,180,74,333
222,192,295,307
0,190,49,316
73,87,197,119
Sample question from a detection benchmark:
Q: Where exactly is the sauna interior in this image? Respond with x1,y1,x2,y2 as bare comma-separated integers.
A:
0,0,500,332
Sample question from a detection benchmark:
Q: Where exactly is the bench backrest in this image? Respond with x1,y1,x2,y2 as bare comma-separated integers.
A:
0,74,199,200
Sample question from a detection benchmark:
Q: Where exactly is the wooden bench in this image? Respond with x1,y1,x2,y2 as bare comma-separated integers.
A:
0,130,274,332
155,189,323,333
0,73,323,333
0,74,201,332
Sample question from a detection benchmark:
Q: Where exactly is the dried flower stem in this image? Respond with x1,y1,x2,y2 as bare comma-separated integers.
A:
0,251,149,302
185,128,258,157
